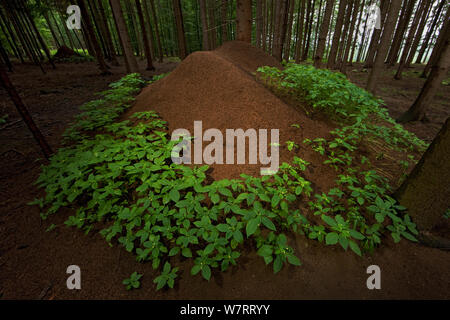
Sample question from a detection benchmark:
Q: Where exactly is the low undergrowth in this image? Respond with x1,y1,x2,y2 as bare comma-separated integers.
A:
31,70,422,291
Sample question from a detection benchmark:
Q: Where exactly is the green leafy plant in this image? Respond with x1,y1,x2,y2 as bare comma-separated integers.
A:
123,272,143,290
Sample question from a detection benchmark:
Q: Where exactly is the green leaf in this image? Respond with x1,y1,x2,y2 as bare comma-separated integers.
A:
169,189,180,202
169,247,180,256
262,217,276,231
191,264,201,275
349,240,362,256
273,255,283,274
210,193,220,204
246,218,259,237
325,232,339,245
287,254,301,266
271,194,281,207
322,215,337,227
202,265,211,281
182,247,192,258
349,229,365,240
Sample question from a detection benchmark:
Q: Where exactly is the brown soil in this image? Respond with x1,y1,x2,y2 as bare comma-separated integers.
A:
0,42,449,300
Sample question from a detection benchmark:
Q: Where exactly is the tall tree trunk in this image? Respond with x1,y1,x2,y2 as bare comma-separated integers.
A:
314,0,335,68
0,64,52,159
77,0,110,74
272,0,288,61
394,0,427,79
256,0,263,48
199,0,210,50
135,0,154,70
415,0,445,64
421,6,450,78
302,0,315,61
149,0,163,62
221,0,229,43
173,0,188,59
405,0,431,67
97,0,120,66
366,0,402,94
336,0,354,67
340,0,360,73
326,0,348,68
349,0,366,65
110,0,139,73
387,0,416,66
236,0,252,43
363,0,389,68
395,117,450,232
283,0,295,60
207,0,217,49
295,0,306,63
398,18,449,122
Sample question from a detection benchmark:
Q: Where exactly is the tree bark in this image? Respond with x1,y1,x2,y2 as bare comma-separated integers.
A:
256,0,263,48
97,0,120,65
110,0,139,73
326,0,348,68
221,0,229,43
199,0,210,50
76,0,110,74
405,0,431,67
340,0,360,73
149,0,163,62
314,0,335,68
135,0,154,70
398,19,449,122
236,0,252,43
366,0,402,94
421,6,450,78
363,0,389,68
415,0,445,64
172,0,188,59
295,0,306,63
283,0,296,60
394,0,427,79
395,117,450,232
0,64,52,159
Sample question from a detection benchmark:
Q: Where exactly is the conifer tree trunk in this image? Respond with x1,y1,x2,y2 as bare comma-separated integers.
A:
398,19,449,122
415,0,445,64
173,0,188,59
256,0,263,48
302,0,314,61
283,0,295,60
327,0,348,68
387,0,416,66
221,0,229,42
110,0,139,73
421,6,450,78
77,0,110,74
97,0,120,65
364,0,389,68
295,0,306,63
199,0,210,50
394,0,427,79
405,0,431,67
236,0,252,43
0,64,52,159
395,117,450,232
340,0,360,73
366,0,402,94
149,0,163,62
314,0,335,68
135,0,154,70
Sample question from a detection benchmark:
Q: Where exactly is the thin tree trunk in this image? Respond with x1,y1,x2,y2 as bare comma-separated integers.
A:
0,64,52,159
256,0,263,48
110,0,139,73
336,0,354,67
314,0,335,68
341,0,361,73
415,0,445,64
364,0,389,67
135,0,154,70
394,0,427,79
388,0,416,66
149,0,163,62
173,0,188,59
97,0,120,65
405,0,431,67
421,6,450,78
327,0,348,68
295,0,306,63
366,0,402,94
199,0,210,50
221,0,229,43
283,0,295,60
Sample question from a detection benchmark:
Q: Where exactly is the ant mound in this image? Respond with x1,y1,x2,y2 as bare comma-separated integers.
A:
214,41,282,74
128,42,335,191
52,45,81,61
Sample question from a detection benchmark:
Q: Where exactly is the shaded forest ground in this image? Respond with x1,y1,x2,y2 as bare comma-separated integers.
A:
0,56,449,299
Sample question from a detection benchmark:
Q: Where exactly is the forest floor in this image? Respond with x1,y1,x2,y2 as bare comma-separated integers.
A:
0,51,449,300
